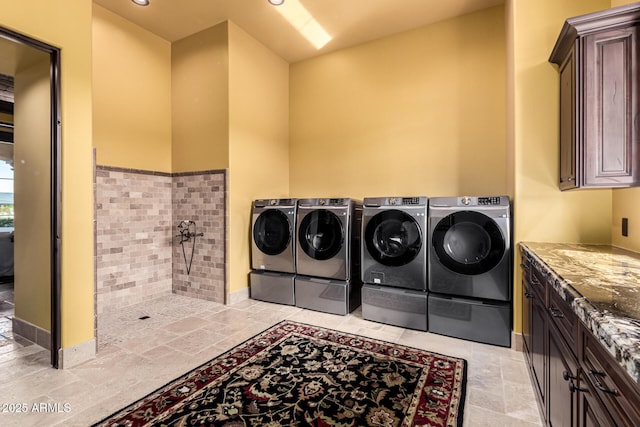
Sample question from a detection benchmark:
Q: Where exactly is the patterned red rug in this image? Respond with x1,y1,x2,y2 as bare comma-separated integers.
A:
93,321,467,427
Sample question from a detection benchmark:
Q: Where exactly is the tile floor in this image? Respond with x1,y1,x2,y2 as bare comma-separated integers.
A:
0,294,543,426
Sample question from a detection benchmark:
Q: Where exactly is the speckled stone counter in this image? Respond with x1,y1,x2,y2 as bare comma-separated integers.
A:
519,242,640,386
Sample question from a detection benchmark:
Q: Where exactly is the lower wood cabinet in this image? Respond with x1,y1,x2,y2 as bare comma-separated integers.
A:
578,369,612,427
548,323,579,427
522,270,546,409
520,253,640,427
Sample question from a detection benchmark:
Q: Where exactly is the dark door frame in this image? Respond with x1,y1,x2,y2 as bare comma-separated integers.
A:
0,27,62,368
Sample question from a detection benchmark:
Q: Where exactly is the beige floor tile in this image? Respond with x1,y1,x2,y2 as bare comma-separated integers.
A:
463,404,542,427
0,294,543,426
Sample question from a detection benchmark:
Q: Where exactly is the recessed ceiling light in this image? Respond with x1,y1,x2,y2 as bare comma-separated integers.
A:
268,0,285,5
132,0,150,6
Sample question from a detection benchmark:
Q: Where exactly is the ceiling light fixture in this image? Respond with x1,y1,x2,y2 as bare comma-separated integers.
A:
272,0,332,50
132,0,150,6
268,0,285,5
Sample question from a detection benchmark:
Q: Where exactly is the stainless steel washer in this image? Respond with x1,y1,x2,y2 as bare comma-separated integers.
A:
361,196,428,330
428,196,511,301
295,198,361,281
361,196,427,290
427,195,512,347
294,198,362,315
251,198,296,273
250,198,296,305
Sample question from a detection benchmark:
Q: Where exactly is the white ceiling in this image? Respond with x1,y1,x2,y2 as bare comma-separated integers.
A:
93,0,505,63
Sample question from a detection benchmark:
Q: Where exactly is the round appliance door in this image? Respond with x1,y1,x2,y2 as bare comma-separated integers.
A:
298,209,344,260
432,211,505,275
365,210,422,267
253,210,291,256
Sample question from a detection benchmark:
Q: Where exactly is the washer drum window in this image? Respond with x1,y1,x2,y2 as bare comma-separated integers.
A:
253,210,291,256
298,209,344,261
432,211,505,275
365,210,422,267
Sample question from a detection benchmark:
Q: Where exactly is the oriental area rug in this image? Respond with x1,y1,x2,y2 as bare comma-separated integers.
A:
93,321,467,427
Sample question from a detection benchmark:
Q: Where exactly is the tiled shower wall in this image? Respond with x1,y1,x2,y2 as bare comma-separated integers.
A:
95,167,173,314
172,171,226,304
95,167,227,315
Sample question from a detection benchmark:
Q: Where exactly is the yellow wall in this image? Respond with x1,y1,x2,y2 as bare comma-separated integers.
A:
172,23,229,172
92,5,172,172
509,0,612,334
611,0,636,6
0,0,94,349
290,7,506,199
609,0,640,253
13,56,51,330
228,22,289,293
612,188,640,252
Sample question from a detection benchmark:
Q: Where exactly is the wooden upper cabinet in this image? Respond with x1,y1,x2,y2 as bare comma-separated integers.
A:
550,4,640,190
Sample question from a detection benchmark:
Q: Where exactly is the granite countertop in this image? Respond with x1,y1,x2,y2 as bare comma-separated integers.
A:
519,242,640,386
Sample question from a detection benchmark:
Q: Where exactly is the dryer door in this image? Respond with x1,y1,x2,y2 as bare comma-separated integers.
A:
365,210,422,267
298,209,344,260
253,209,292,256
432,211,505,275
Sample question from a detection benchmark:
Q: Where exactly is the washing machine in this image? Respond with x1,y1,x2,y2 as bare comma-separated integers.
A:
427,196,512,347
360,196,428,330
361,196,428,289
294,198,362,315
250,198,296,305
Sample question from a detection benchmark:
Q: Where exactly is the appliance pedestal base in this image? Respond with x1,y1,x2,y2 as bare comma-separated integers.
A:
294,275,361,315
428,293,511,347
250,270,295,306
362,284,427,331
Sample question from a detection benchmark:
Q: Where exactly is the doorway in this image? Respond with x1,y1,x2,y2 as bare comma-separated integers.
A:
0,28,61,368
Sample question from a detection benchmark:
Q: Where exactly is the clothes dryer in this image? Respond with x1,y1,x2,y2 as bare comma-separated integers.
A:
428,196,511,301
294,198,362,315
427,196,512,347
250,198,296,305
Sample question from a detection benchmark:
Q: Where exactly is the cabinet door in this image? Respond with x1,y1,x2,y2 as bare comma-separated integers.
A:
582,328,640,426
559,47,578,190
583,26,640,187
530,290,546,405
548,324,578,426
578,371,616,427
522,276,532,356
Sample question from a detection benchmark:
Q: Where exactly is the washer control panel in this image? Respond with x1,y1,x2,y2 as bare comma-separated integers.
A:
478,197,502,205
456,196,506,207
364,196,427,207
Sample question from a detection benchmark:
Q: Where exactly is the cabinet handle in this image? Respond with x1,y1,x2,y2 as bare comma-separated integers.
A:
524,291,532,299
563,370,576,381
567,177,574,182
569,381,589,393
549,305,564,318
588,370,618,396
